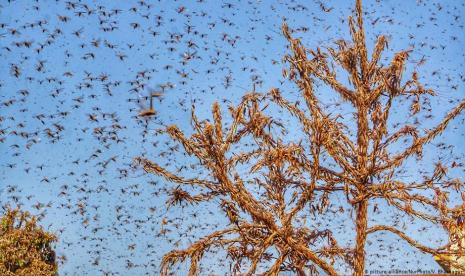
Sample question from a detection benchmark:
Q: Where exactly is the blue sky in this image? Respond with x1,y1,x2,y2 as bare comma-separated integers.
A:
1,0,464,275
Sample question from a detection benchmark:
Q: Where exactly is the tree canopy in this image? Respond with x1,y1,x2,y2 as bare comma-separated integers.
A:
0,208,57,276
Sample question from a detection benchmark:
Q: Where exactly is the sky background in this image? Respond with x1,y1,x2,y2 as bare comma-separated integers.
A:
1,0,465,275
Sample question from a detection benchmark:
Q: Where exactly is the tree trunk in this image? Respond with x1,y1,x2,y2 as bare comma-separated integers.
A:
354,199,368,276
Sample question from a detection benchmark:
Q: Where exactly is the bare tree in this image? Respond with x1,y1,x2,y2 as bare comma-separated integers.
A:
137,0,465,274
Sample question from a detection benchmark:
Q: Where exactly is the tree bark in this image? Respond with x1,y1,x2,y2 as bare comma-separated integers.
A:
354,199,368,276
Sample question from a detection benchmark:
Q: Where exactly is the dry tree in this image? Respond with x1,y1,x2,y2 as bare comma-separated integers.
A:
137,0,465,275
0,207,58,276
